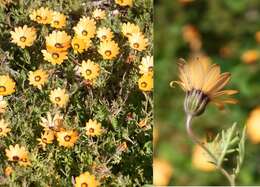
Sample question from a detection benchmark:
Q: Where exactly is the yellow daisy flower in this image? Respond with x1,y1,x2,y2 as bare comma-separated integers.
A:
97,27,114,41
10,25,37,48
49,88,69,108
4,166,13,177
5,144,29,163
40,112,64,132
79,60,100,80
29,7,53,24
241,49,259,64
138,73,153,92
75,172,100,187
28,69,48,89
85,119,102,137
92,9,106,20
115,0,133,7
0,96,8,114
41,50,68,65
45,31,71,52
71,37,91,54
37,129,55,149
139,56,153,75
73,16,96,39
0,75,16,96
246,107,260,143
56,130,79,148
0,119,11,137
128,32,148,51
192,144,216,172
173,58,238,112
121,22,140,38
98,40,119,60
50,11,67,29
153,158,173,186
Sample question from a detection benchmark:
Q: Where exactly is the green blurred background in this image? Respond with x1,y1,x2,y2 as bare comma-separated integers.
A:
154,0,260,185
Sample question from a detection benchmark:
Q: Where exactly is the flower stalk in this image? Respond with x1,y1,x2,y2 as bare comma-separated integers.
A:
186,114,236,186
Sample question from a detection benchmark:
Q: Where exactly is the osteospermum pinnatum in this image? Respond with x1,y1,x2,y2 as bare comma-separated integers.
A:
10,25,37,48
173,58,238,116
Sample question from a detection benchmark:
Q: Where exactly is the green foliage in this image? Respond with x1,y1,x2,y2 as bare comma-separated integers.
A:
155,0,260,185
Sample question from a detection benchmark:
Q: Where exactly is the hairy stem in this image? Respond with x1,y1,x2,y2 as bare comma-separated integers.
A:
186,115,235,186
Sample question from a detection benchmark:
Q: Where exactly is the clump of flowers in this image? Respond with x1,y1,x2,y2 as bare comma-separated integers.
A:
0,0,152,186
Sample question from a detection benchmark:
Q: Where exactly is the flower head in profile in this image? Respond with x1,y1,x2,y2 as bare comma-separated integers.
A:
139,56,153,75
79,60,100,80
28,69,48,89
85,119,102,137
98,40,119,60
0,119,11,137
10,25,37,48
49,88,69,108
45,31,71,52
0,75,16,96
115,0,133,7
128,32,148,51
56,129,79,148
42,50,68,65
75,172,100,187
138,73,153,92
97,27,114,41
29,7,53,24
121,22,140,38
92,9,106,20
173,58,238,116
50,11,67,29
40,112,64,132
73,16,96,39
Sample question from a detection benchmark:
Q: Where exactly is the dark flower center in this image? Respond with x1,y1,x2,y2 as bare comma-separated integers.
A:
85,69,92,76
148,66,153,72
105,50,111,57
133,43,139,48
12,156,19,161
89,128,94,133
36,15,42,21
81,183,88,187
54,20,59,25
74,44,80,49
42,138,47,143
34,76,41,82
102,35,107,40
82,30,88,36
52,53,59,59
20,36,26,42
55,43,63,48
64,135,71,142
0,128,2,132
55,97,61,102
141,82,147,88
0,86,6,92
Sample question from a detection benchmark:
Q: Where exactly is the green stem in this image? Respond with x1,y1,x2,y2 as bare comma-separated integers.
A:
186,115,236,186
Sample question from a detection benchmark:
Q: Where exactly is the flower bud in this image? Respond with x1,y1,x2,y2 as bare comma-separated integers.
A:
184,89,209,116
